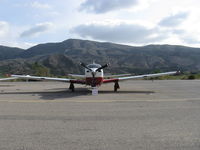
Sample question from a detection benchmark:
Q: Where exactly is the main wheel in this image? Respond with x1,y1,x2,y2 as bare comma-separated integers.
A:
69,83,75,92
114,82,120,92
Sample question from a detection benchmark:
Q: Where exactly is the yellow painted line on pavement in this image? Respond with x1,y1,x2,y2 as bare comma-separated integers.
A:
74,98,200,103
0,98,199,103
0,100,47,103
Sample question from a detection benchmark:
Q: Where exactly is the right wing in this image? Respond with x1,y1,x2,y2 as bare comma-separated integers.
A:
0,77,18,81
68,74,85,78
9,75,86,84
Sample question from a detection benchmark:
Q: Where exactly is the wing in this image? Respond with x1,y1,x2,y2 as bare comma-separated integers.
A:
68,74,85,78
103,71,178,83
104,74,132,78
10,75,86,84
0,77,18,81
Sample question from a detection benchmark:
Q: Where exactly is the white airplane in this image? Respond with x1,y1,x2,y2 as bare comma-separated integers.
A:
0,62,178,93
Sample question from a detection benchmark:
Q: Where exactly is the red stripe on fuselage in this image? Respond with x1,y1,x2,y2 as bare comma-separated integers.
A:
86,77,103,87
102,78,119,83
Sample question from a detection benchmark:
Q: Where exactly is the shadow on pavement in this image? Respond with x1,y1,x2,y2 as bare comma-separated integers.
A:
0,88,155,100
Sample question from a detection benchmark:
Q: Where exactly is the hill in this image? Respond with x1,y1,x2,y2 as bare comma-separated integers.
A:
1,39,200,76
0,46,24,60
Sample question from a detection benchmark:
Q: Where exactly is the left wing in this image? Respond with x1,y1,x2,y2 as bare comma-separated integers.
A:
9,75,86,84
104,74,132,78
103,71,178,83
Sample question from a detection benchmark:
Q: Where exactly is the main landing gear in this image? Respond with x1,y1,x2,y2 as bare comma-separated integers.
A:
69,83,75,92
114,81,120,92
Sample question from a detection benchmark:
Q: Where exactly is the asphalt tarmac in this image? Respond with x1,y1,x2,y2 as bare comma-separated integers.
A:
0,80,200,150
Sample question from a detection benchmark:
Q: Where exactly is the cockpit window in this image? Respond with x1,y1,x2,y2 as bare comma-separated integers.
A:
87,64,101,68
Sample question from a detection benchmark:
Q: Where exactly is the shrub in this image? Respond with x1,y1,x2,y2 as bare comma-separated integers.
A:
188,75,195,80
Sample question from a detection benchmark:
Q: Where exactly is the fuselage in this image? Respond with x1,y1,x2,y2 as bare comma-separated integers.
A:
85,64,104,87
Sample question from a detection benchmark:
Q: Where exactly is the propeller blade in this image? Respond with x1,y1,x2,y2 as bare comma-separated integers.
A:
80,62,92,71
96,63,109,72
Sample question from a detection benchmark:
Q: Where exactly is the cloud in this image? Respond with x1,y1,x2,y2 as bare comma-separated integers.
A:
159,12,188,27
79,0,139,14
0,21,33,48
172,30,200,44
72,22,167,44
182,37,200,44
0,21,9,37
20,22,53,38
30,1,52,9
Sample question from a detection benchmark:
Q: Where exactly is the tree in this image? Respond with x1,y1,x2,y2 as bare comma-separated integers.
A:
32,62,50,76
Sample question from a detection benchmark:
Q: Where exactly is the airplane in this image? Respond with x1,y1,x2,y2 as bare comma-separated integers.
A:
0,62,179,94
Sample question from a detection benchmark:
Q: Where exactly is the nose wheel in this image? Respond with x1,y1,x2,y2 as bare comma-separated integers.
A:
114,81,120,92
69,83,75,92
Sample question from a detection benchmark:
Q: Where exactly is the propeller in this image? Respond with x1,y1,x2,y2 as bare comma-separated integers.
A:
80,62,92,71
96,63,109,72
80,62,109,73
80,62,109,87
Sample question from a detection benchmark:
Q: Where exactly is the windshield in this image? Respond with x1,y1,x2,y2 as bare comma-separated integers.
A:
87,64,101,68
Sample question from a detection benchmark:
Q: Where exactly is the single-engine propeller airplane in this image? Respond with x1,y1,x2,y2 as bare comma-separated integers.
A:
0,62,179,94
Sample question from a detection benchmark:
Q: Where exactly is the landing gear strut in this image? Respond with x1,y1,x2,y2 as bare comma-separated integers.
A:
114,81,120,92
69,83,75,92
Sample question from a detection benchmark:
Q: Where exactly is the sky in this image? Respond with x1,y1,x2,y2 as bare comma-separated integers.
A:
0,0,200,49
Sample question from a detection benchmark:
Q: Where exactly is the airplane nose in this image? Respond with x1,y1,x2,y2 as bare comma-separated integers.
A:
91,68,97,72
91,71,96,77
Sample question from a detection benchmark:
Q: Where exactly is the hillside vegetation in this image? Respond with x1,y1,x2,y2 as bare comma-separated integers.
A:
1,39,200,77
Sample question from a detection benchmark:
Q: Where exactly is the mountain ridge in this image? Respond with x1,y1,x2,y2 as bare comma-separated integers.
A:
1,39,200,76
